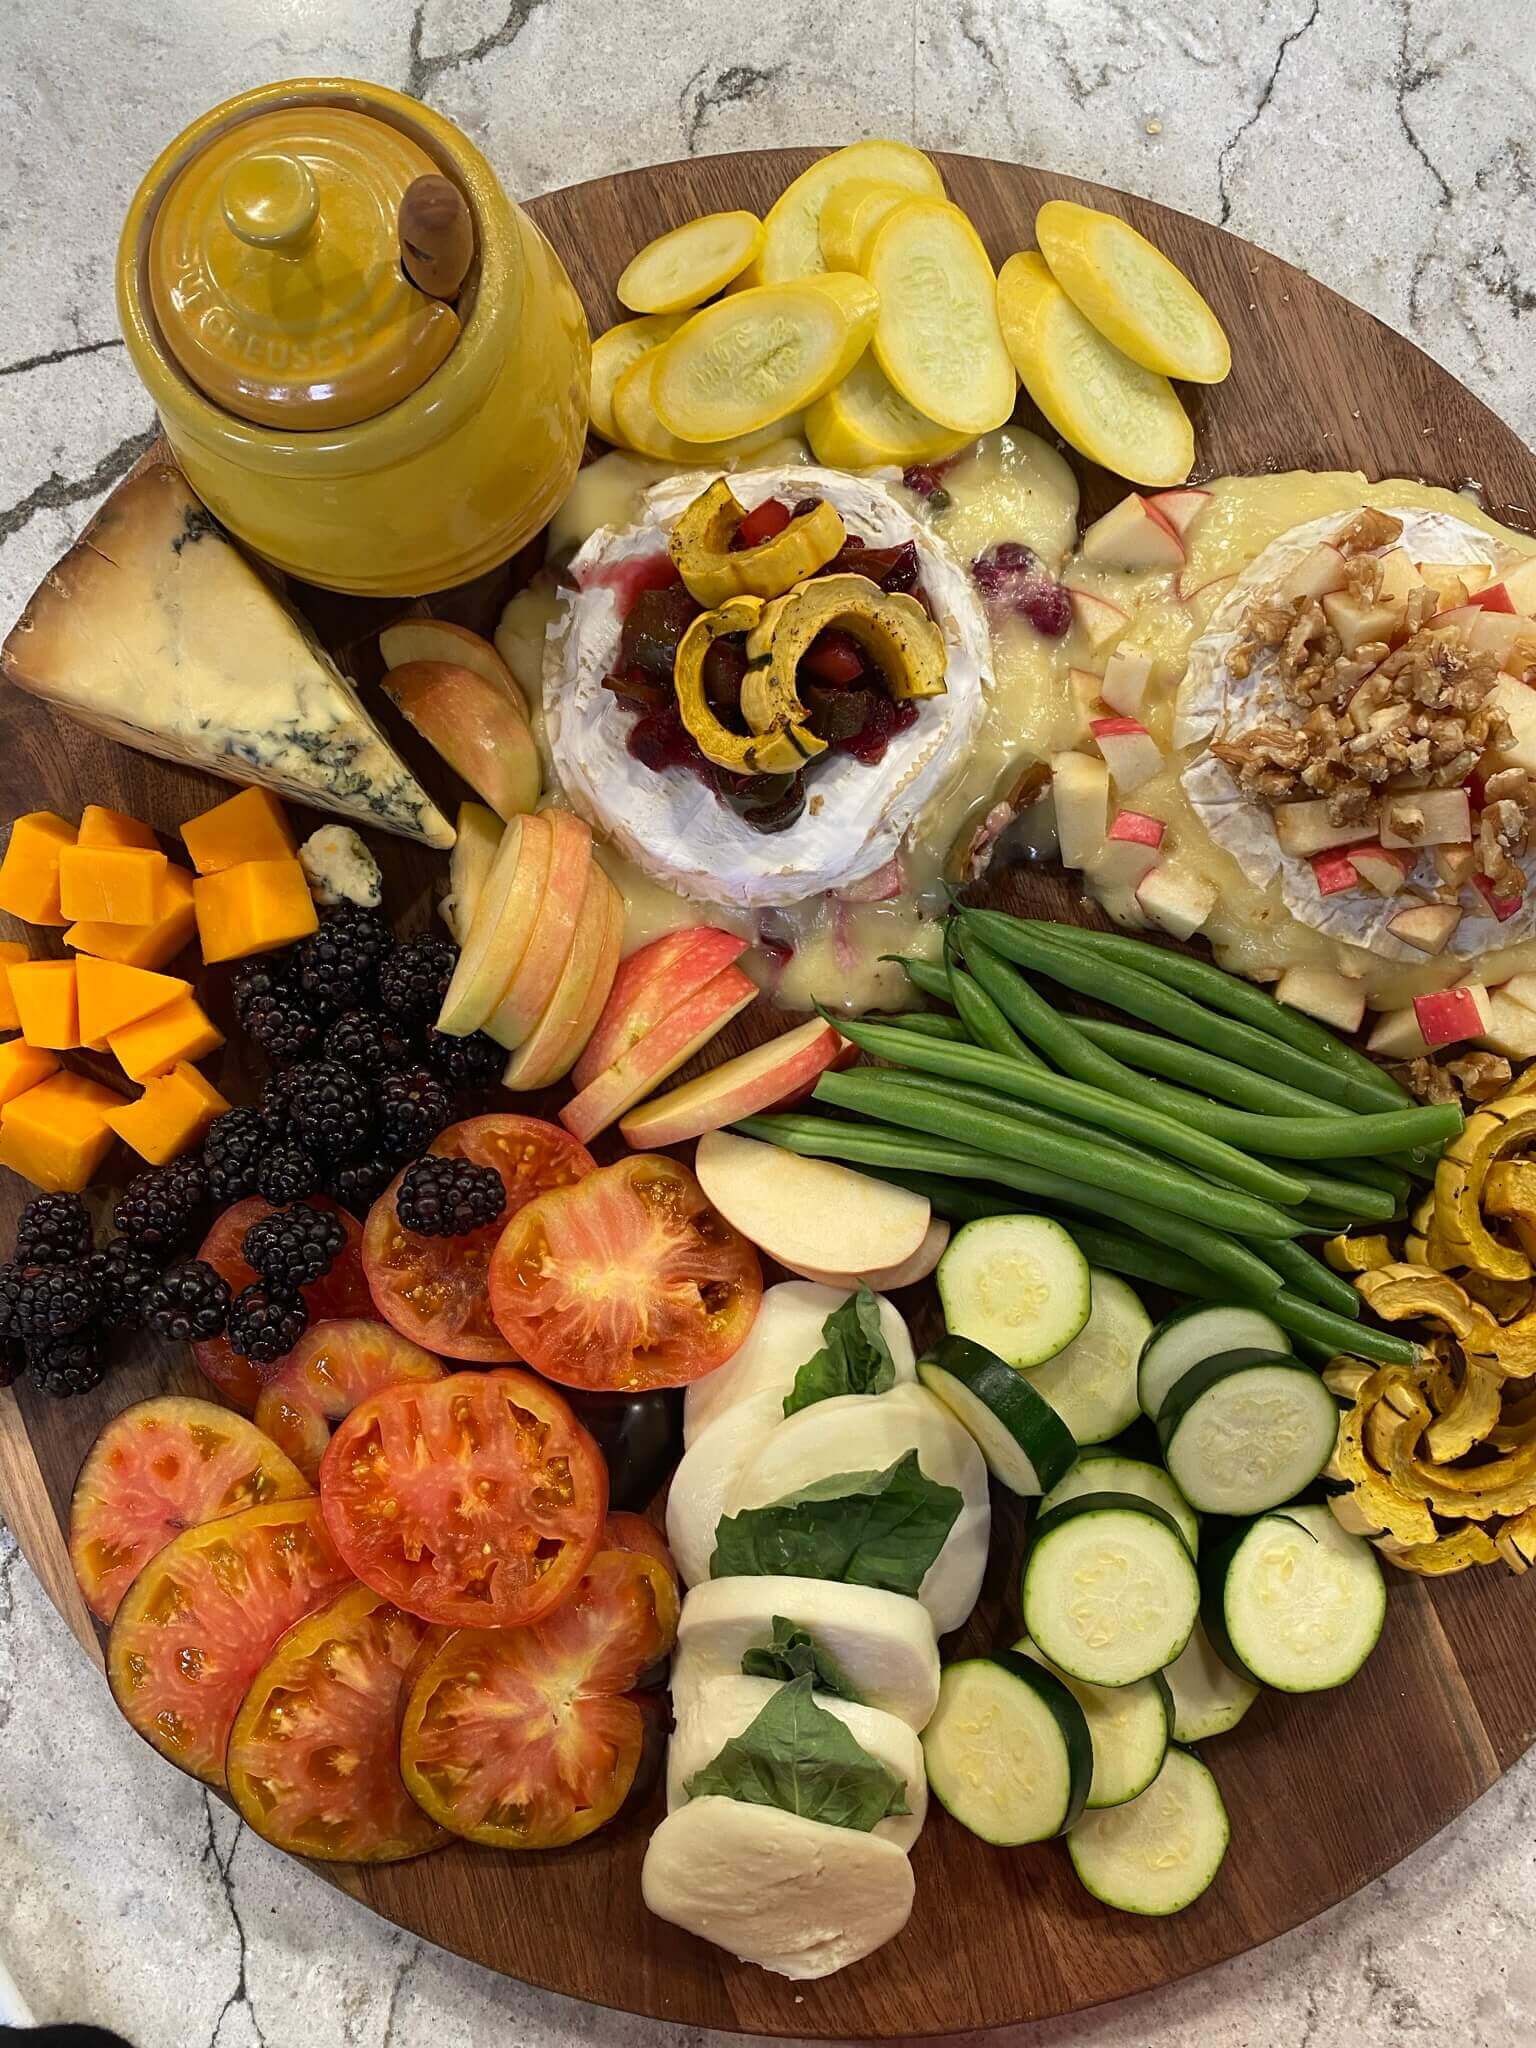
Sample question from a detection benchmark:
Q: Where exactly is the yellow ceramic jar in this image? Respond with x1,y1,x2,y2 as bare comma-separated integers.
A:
117,79,590,597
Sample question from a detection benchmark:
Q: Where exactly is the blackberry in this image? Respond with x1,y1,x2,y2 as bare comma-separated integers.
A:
378,933,457,1027
14,1264,98,1340
14,1192,92,1267
375,1068,453,1161
232,954,299,1025
27,1328,111,1399
227,1282,307,1365
0,1264,23,1355
258,1070,296,1137
85,1238,164,1332
242,1203,345,1289
232,956,322,1061
115,1159,207,1251
396,1157,506,1238
324,1008,416,1077
288,1061,375,1159
203,1107,267,1205
296,906,391,1019
425,1026,504,1089
143,1260,233,1343
325,1153,397,1213
255,1139,323,1205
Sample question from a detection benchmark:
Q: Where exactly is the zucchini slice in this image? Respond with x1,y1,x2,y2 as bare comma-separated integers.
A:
1138,1302,1290,1422
1157,1350,1337,1516
1068,1748,1229,1916
921,1651,1091,1843
1014,1638,1170,1810
1161,1622,1259,1743
1041,1449,1198,1558
937,1215,1091,1370
1022,1492,1198,1688
917,1335,1076,1496
1201,1504,1385,1692
1024,1271,1150,1446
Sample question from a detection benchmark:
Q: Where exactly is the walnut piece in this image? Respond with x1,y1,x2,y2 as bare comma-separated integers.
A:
1445,1052,1515,1102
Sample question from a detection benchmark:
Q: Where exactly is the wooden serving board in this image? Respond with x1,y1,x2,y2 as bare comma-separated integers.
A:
2,149,1534,2039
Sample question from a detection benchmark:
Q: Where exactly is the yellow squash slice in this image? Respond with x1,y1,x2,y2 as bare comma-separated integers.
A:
866,200,1017,438
801,269,881,332
590,314,687,445
652,284,874,442
610,351,799,465
997,251,1194,488
756,139,945,284
806,353,971,470
617,211,764,314
1035,199,1232,384
819,178,913,272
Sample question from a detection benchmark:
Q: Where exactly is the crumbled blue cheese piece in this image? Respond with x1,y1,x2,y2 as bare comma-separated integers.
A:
299,825,384,908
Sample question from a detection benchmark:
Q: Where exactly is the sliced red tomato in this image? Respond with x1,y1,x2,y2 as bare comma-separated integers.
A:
193,1196,370,1413
362,1114,595,1363
107,1498,352,1787
227,1584,448,1863
487,1154,761,1391
602,1511,678,1585
318,1368,607,1629
399,1546,679,1849
68,1395,312,1625
253,1320,445,1483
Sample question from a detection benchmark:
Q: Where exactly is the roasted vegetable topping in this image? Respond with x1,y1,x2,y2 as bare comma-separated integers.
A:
669,477,846,606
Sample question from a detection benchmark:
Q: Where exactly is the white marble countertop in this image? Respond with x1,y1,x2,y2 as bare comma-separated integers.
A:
2,3,1534,2044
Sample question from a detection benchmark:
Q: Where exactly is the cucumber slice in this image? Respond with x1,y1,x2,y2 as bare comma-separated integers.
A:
1138,1303,1290,1422
937,1216,1091,1370
1068,1748,1229,1915
1202,1503,1385,1692
1014,1638,1170,1810
917,1336,1076,1496
1024,1271,1150,1445
921,1651,1091,1843
1040,1450,1199,1558
1158,1351,1337,1516
1162,1623,1259,1743
1022,1492,1198,1687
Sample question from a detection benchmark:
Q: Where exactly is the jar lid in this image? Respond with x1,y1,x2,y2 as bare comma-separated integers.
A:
148,106,462,429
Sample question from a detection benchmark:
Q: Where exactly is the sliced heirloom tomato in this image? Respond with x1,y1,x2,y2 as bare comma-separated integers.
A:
70,1396,311,1625
487,1154,761,1391
319,1369,608,1629
399,1546,679,1849
107,1498,352,1787
193,1197,371,1412
228,1584,449,1863
363,1115,595,1362
603,1510,679,1585
254,1320,445,1482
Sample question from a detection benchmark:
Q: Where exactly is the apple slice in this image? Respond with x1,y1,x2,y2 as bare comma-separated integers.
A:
1350,843,1411,895
437,812,551,1035
692,1130,931,1276
782,1216,952,1291
1090,716,1163,793
1437,606,1536,664
1498,557,1536,613
1472,873,1524,922
1066,585,1130,652
1050,752,1110,870
617,1018,848,1149
440,801,503,945
383,661,541,821
1272,967,1366,1035
1147,487,1211,539
1479,992,1536,1060
379,617,528,717
1416,564,1472,612
1099,647,1153,718
1135,866,1214,939
574,926,750,1091
485,808,595,1050
1079,493,1186,571
1468,582,1517,615
1412,984,1492,1049
1091,810,1164,890
1278,543,1349,605
1272,800,1378,858
1380,790,1471,850
560,965,758,1145
1388,902,1462,955
1310,849,1359,897
502,866,623,1091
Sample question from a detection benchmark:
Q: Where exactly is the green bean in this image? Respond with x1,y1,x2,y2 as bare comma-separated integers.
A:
885,954,953,1002
828,1013,1308,1207
1293,1202,1377,1234
1267,1290,1421,1366
858,1167,1021,1224
944,939,1041,1066
879,1012,972,1041
1006,918,1413,1107
815,1068,1303,1238
1251,1161,1398,1221
1263,1239,1362,1318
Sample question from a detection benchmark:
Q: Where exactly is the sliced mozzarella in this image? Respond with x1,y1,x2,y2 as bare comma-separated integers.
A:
684,1281,915,1448
673,1576,940,1731
667,1389,785,1588
642,1796,916,1979
666,1674,928,1851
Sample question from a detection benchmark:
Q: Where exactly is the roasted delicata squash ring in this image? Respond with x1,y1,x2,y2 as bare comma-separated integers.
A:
744,572,948,750
1324,1233,1394,1276
669,479,846,607
1404,1192,1457,1272
1330,1365,1437,1547
1481,1160,1536,1264
1497,1504,1536,1569
1374,1524,1502,1576
672,594,826,775
1353,1264,1488,1348
1459,1270,1535,1324
1435,1094,1536,1283
1424,1359,1504,1464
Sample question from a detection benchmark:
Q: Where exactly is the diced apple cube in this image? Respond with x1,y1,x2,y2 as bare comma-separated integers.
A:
1416,563,1472,612
1278,544,1350,605
1069,666,1104,722
1310,849,1360,897
1483,675,1536,774
1148,488,1212,539
1388,902,1462,954
1079,493,1186,571
1499,973,1536,1016
1050,752,1111,870
1100,648,1153,717
1499,557,1536,613
1321,589,1407,655
1380,789,1472,849
1374,550,1417,605
1067,586,1131,652
1351,843,1412,895
1272,800,1378,858
1478,992,1536,1061
1275,966,1366,1035
1366,1005,1429,1058
1412,983,1492,1049
1135,865,1215,939
1437,606,1536,664
1432,844,1477,888
1472,873,1523,922
1090,716,1163,793
1090,812,1164,890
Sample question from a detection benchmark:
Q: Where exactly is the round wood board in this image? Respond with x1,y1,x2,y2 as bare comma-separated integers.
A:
2,148,1534,2039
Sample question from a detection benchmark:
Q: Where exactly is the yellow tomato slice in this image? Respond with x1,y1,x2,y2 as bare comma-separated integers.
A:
617,210,764,314
867,200,1017,437
651,284,867,442
756,139,945,283
818,178,912,273
1036,200,1231,385
590,314,686,444
806,354,971,470
997,251,1195,488
611,351,801,464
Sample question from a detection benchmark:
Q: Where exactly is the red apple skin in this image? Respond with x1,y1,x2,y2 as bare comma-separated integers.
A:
1107,811,1164,848
1091,716,1150,739
1311,850,1359,896
383,661,541,819
1413,988,1486,1046
1473,875,1522,922
560,965,758,1144
572,926,749,1090
617,1020,846,1149
1467,583,1516,615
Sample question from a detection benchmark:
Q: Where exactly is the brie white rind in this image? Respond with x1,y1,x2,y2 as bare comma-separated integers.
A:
545,466,991,907
665,1674,928,1850
1176,506,1522,962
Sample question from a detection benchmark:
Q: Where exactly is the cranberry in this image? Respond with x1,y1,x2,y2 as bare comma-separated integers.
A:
733,498,793,550
625,703,715,785
584,549,681,610
875,541,920,594
757,932,795,969
903,459,957,504
803,629,866,685
839,694,919,765
971,542,1072,637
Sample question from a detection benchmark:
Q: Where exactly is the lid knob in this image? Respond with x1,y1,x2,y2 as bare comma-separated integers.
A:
220,150,320,250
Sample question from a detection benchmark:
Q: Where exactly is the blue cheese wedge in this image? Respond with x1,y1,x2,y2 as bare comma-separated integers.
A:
1,465,453,849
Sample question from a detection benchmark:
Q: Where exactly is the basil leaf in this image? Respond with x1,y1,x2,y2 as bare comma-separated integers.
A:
741,1617,862,1702
783,1284,895,1416
710,1449,962,1597
684,1675,909,1831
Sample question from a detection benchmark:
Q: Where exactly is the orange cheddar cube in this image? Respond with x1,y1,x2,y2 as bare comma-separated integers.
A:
182,788,296,875
75,954,191,1044
8,958,80,1049
0,811,77,926
108,991,223,1082
58,844,169,926
194,858,318,963
0,1068,127,1192
0,1039,59,1106
78,805,159,850
0,941,28,1033
66,865,196,971
104,1062,230,1165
